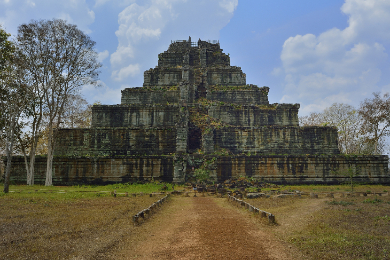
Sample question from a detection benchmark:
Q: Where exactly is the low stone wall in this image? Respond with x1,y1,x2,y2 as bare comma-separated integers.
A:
7,156,175,184
7,154,389,185
216,155,389,184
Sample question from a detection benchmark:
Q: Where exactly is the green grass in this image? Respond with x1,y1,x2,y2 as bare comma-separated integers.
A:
0,182,179,200
291,196,390,259
268,184,390,193
363,198,383,204
327,200,354,206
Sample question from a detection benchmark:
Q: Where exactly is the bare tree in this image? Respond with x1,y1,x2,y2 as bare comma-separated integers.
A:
60,93,92,129
359,92,390,155
322,103,362,154
299,102,384,155
16,19,101,186
299,112,324,127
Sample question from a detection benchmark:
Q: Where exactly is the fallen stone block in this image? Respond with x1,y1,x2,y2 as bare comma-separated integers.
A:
268,214,276,224
246,192,268,199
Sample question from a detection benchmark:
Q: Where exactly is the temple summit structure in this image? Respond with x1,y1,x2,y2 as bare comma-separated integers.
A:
8,37,389,184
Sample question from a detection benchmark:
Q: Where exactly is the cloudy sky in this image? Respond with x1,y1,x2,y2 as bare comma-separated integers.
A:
1,0,390,116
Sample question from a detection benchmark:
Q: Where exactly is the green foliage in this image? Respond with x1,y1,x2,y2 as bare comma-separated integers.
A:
193,168,210,182
0,182,176,199
363,198,382,204
192,157,217,183
0,27,15,73
332,167,359,192
327,200,354,206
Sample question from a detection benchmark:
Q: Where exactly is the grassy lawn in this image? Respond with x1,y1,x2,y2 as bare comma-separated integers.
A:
0,183,172,259
247,184,390,260
1,183,389,259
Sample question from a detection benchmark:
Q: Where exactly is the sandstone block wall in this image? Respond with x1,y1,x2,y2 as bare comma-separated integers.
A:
213,126,340,155
92,105,180,128
55,128,177,156
206,85,269,105
144,68,183,86
7,155,388,185
7,156,174,184
216,155,389,184
121,88,180,105
206,67,246,85
208,104,299,127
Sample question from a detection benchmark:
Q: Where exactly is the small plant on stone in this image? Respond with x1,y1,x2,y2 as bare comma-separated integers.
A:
193,168,210,183
332,166,359,192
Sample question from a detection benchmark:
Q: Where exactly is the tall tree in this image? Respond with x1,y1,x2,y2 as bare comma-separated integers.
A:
0,27,31,192
359,92,390,155
298,103,385,155
322,103,362,154
60,93,92,129
16,19,101,186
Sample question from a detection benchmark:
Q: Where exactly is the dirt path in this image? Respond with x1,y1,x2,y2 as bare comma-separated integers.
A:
112,196,297,260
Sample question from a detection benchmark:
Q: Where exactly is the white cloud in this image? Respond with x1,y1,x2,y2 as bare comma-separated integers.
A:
219,0,238,13
110,45,135,67
277,0,390,115
110,0,238,82
112,63,140,81
0,0,95,35
81,80,124,105
97,50,109,63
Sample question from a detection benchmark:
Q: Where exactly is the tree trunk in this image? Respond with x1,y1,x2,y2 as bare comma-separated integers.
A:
27,146,37,185
4,142,12,193
20,144,31,185
45,126,54,186
4,123,15,193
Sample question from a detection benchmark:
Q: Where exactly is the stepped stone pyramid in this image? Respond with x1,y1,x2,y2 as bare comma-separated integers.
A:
9,37,389,184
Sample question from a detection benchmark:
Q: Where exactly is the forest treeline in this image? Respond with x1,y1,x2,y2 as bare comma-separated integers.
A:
0,19,101,192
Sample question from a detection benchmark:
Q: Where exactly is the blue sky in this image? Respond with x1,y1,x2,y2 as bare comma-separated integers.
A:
1,0,390,116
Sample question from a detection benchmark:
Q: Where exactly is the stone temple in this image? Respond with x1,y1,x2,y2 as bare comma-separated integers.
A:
9,37,389,184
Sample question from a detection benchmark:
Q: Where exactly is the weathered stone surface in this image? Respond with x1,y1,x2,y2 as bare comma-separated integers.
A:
213,126,340,155
8,156,174,184
55,128,177,156
207,85,268,105
92,105,179,128
208,103,299,127
216,155,389,183
121,88,180,105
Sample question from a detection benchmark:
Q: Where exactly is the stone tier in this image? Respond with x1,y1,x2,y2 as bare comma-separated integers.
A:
143,66,246,87
92,105,180,128
55,128,177,157
208,103,298,126
7,155,389,184
207,85,269,105
121,87,180,105
210,126,340,155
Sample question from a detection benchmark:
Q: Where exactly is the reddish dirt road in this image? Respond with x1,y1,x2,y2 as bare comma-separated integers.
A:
112,196,297,260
